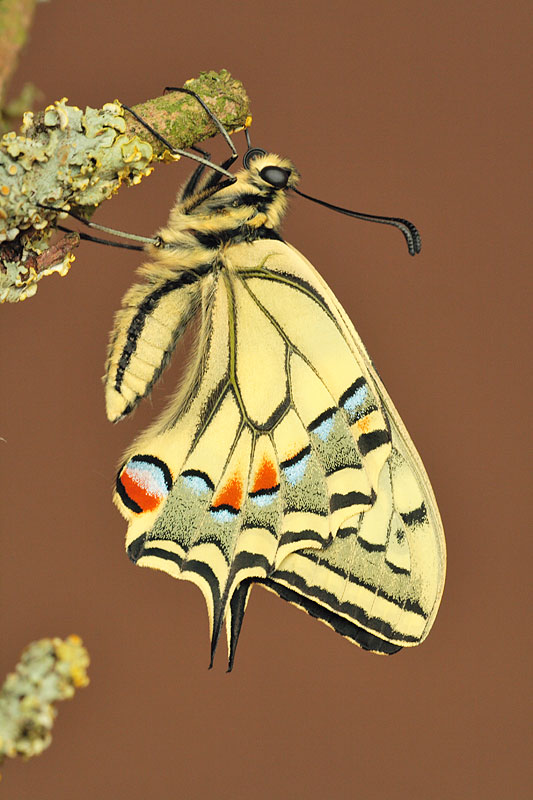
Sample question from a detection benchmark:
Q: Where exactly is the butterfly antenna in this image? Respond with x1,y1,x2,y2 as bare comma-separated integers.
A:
238,125,269,169
292,187,422,256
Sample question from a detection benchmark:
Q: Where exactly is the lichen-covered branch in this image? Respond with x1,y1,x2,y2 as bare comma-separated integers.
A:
0,636,89,772
0,70,251,302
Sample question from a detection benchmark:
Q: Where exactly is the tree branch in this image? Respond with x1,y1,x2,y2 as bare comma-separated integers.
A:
0,69,251,302
0,0,38,111
0,636,90,774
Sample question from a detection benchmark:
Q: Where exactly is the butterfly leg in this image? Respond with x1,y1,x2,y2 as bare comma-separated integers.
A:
163,86,240,196
37,203,157,251
163,86,238,160
181,147,238,200
122,103,236,184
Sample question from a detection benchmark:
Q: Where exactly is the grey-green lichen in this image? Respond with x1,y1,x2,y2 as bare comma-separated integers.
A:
0,70,250,302
0,635,89,770
0,98,153,301
1,98,154,242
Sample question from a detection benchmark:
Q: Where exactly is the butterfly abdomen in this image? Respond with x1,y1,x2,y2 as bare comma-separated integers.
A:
105,265,208,422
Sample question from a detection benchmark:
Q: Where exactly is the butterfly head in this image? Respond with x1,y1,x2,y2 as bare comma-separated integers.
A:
200,152,300,232
189,152,300,233
243,151,300,192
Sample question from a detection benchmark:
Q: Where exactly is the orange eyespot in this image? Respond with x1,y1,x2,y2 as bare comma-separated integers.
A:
116,455,172,514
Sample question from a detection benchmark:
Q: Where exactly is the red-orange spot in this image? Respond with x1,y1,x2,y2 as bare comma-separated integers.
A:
212,474,243,510
252,457,279,493
120,472,162,512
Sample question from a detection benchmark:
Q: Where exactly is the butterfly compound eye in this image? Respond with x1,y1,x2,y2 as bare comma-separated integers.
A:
259,166,291,188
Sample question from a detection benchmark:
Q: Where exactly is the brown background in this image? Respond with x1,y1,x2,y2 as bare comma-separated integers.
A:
1,1,530,797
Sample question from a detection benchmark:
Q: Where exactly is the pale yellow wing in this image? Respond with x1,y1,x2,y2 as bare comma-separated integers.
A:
111,238,445,666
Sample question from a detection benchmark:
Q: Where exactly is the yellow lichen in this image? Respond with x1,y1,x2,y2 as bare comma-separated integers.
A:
0,250,75,302
54,636,90,690
44,98,74,130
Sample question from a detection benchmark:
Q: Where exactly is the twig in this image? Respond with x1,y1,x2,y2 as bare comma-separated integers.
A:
0,635,90,774
0,70,251,302
0,0,38,110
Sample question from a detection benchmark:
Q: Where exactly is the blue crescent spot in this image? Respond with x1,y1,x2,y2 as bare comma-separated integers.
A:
283,453,310,485
125,460,170,499
343,384,369,412
312,416,334,442
210,507,237,523
251,493,276,507
182,474,212,496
